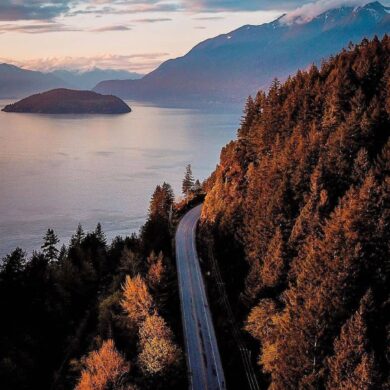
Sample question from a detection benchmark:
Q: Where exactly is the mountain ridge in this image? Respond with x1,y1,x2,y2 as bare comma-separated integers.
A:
94,1,390,105
0,64,142,98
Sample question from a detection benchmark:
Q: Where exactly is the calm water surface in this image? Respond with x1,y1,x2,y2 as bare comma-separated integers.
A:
0,101,241,257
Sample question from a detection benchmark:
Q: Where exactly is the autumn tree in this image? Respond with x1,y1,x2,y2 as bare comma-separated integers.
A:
121,275,154,327
260,228,285,289
326,291,379,390
75,339,130,390
245,298,278,342
138,312,181,375
147,251,165,292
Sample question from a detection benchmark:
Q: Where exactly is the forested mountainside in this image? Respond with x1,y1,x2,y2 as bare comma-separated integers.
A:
201,36,390,388
0,183,186,390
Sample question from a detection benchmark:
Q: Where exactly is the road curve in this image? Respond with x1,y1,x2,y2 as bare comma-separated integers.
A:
175,204,226,390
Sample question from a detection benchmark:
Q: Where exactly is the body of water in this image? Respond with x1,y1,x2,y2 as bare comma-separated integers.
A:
0,101,241,258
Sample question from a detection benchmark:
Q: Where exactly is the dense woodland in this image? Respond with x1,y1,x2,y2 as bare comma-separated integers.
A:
0,182,187,390
201,36,390,389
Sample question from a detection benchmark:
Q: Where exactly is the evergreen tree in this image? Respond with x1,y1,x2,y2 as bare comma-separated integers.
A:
0,247,26,277
70,223,85,247
326,291,379,390
58,244,67,262
260,228,285,289
95,223,106,243
182,164,194,197
193,179,202,195
238,96,256,139
141,182,174,255
119,248,142,278
148,183,174,221
41,229,60,262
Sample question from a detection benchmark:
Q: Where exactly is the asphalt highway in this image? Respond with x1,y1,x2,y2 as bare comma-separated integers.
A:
175,204,226,390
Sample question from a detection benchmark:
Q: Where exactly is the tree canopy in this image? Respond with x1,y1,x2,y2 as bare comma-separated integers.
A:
202,36,390,389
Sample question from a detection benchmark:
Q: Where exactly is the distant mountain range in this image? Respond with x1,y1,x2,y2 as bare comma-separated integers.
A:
0,65,142,99
94,1,390,105
51,69,142,90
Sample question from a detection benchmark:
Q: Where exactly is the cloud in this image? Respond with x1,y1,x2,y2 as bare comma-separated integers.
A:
0,0,72,21
1,0,363,23
132,17,172,22
66,1,178,17
192,16,225,20
0,22,80,34
2,0,388,23
90,24,132,32
1,52,170,72
182,0,316,12
281,0,374,24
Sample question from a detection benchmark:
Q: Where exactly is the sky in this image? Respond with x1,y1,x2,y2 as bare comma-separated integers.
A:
0,0,387,74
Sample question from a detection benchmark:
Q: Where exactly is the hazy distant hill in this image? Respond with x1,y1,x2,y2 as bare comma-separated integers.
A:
94,1,390,104
51,69,143,90
0,65,142,98
2,89,131,114
0,64,68,99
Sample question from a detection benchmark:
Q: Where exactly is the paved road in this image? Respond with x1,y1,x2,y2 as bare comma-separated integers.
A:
175,204,226,390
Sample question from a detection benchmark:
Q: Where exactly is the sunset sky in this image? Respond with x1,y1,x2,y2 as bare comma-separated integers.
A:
0,0,388,74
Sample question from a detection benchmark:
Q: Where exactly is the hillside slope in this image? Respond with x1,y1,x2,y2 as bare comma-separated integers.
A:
201,36,390,388
94,1,390,104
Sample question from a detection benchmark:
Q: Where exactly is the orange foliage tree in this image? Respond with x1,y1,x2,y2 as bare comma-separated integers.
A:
121,275,154,327
75,339,129,390
138,312,181,375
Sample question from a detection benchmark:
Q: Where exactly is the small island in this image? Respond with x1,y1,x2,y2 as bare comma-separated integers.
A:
2,88,131,114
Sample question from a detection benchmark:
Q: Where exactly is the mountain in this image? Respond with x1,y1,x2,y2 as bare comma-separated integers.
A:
94,1,390,105
2,89,131,114
51,69,143,90
0,64,69,99
0,64,142,99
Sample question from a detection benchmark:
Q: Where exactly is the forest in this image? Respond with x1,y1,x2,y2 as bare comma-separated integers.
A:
1,36,389,390
0,181,190,390
201,36,390,389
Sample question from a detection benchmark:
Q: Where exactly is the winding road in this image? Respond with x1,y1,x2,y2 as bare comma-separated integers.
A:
175,204,226,390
